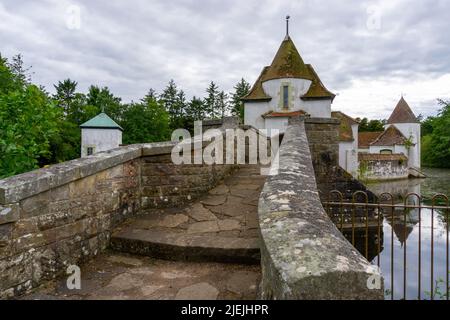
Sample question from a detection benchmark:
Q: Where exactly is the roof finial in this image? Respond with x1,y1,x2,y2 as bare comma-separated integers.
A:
101,105,105,113
286,15,290,38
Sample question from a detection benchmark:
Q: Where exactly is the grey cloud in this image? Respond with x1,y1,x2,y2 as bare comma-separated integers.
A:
1,0,449,117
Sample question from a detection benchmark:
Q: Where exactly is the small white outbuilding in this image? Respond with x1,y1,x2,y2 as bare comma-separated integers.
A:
80,112,123,157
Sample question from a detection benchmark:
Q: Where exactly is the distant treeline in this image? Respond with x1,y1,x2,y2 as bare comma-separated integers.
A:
0,54,251,178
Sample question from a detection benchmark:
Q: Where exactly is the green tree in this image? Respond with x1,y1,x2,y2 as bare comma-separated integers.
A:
86,85,123,121
0,55,21,94
185,96,205,121
358,117,385,132
367,119,385,132
121,96,170,144
53,79,77,116
160,80,186,130
204,81,220,119
217,91,229,119
422,100,450,168
7,54,32,86
0,84,60,178
230,78,250,120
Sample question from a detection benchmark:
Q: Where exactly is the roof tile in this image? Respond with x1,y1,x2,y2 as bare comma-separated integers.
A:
387,97,419,124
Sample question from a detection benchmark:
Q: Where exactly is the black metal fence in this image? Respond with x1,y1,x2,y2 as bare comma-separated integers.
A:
323,191,449,300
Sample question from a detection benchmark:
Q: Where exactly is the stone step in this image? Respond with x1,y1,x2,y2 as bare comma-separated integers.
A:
111,228,261,264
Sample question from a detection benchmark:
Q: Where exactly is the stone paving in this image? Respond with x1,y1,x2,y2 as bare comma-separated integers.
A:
111,166,266,263
21,252,261,300
20,166,265,300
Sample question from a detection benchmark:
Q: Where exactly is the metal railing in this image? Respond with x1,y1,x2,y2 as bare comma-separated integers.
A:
323,191,449,300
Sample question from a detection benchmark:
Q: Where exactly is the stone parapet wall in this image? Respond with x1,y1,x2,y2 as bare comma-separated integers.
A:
0,145,144,298
258,117,384,300
0,138,236,298
140,153,235,209
305,118,375,201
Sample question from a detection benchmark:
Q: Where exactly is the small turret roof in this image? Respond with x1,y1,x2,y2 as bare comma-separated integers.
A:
262,36,314,82
302,65,336,101
387,97,419,124
241,67,272,102
242,36,335,103
80,113,123,131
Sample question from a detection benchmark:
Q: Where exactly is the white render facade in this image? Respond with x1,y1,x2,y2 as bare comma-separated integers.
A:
80,112,123,157
389,123,421,169
81,128,122,157
338,123,359,176
244,77,332,131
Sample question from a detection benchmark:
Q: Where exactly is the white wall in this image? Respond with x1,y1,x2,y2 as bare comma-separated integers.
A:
244,77,332,131
338,123,359,177
339,141,358,176
362,160,409,181
81,128,122,157
244,101,270,129
261,78,331,118
386,123,421,169
265,118,289,134
302,99,332,118
369,145,408,155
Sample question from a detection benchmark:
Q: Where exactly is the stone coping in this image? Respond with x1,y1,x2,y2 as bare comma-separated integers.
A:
305,117,340,125
257,117,383,300
0,141,183,205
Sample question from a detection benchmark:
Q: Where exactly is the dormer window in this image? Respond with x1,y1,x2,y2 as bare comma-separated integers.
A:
282,85,289,109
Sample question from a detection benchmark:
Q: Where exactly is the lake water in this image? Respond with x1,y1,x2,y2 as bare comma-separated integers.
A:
365,168,450,300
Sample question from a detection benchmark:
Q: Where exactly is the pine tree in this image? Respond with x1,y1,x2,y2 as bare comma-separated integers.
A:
160,80,187,130
204,81,220,119
217,91,229,119
54,79,77,115
142,88,158,104
230,78,250,120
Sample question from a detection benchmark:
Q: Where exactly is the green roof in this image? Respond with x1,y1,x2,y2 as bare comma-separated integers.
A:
80,113,123,131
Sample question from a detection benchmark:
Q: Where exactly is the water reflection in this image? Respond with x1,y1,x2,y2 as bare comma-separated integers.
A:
360,168,450,300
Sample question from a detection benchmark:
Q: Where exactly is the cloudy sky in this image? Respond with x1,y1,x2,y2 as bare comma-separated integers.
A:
1,0,449,119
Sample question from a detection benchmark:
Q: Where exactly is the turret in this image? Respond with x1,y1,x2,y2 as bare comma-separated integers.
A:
386,97,421,169
80,112,123,157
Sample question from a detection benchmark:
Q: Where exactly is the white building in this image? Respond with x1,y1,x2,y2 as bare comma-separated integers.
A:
242,23,421,180
355,97,422,180
332,111,359,176
384,97,421,169
80,112,123,157
243,34,335,134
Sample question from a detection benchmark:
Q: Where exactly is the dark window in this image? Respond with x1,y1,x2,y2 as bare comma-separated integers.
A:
283,85,289,109
87,147,94,156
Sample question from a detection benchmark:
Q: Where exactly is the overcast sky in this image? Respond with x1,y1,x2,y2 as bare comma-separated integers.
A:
1,0,449,119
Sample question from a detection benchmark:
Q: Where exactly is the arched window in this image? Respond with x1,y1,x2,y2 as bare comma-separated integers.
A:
380,149,393,155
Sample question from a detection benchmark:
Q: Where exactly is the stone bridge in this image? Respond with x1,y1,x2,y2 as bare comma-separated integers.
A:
0,117,383,300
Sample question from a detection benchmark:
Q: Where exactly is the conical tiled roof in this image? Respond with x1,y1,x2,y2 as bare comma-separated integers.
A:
302,64,336,101
387,97,419,124
80,113,123,131
261,36,314,82
241,67,272,102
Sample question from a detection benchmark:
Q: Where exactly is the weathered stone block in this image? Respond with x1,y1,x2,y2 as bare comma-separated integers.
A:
0,203,19,225
20,192,50,219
